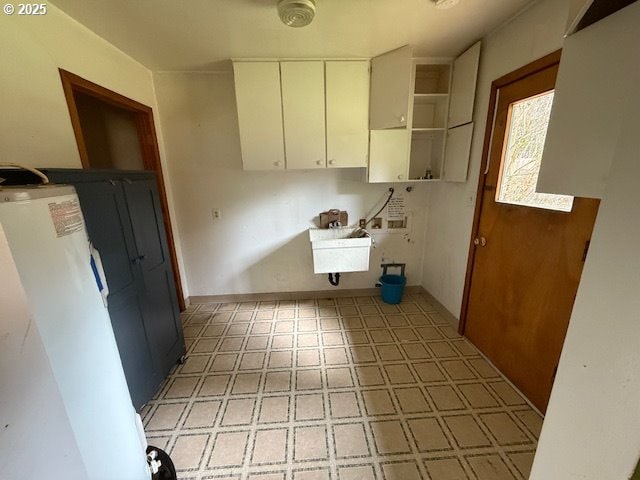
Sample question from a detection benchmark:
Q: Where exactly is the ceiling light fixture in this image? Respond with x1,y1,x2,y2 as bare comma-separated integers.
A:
278,0,316,28
434,0,460,9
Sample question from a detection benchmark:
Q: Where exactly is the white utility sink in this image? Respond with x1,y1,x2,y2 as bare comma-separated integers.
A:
309,227,372,274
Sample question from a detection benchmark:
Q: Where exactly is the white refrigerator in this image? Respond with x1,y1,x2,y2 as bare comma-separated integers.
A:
0,185,149,480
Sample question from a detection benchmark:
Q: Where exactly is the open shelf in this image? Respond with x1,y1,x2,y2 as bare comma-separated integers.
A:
414,64,451,94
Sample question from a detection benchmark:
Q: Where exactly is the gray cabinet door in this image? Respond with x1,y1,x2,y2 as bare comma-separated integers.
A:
71,179,162,409
123,177,185,377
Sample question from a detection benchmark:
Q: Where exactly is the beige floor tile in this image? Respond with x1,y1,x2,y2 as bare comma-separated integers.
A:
208,430,249,467
199,374,231,396
227,322,250,336
296,369,323,390
444,415,493,449
298,319,318,332
507,450,536,478
256,310,275,320
221,398,255,426
458,383,500,409
338,465,376,480
369,329,394,343
479,412,531,446
251,428,288,465
294,425,328,461
264,371,291,393
269,350,293,368
275,320,295,333
402,343,431,360
171,434,208,471
334,423,370,457
355,366,385,386
414,362,447,383
324,347,349,365
466,454,518,480
183,400,221,428
246,335,270,350
440,360,477,380
384,364,416,384
183,325,204,338
219,337,244,352
271,334,294,349
248,473,285,480
384,314,408,326
277,310,295,320
320,318,341,330
210,353,238,372
322,331,345,346
468,358,501,379
381,461,422,480
180,354,211,374
240,352,266,370
407,417,451,452
201,324,226,337
426,385,466,411
423,457,468,480
406,313,432,326
295,393,325,420
297,349,321,367
231,372,261,394
362,389,397,416
326,367,354,388
299,308,318,319
427,342,459,359
376,345,405,362
147,403,187,431
258,395,290,423
394,387,431,414
164,376,199,399
330,391,361,418
252,322,273,335
393,328,420,342
370,420,411,454
319,306,338,317
513,409,543,438
362,314,385,327
488,381,528,406
345,330,369,345
350,346,377,364
298,333,319,348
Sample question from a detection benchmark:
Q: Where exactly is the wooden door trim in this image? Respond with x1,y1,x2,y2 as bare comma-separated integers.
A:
59,69,186,311
458,50,561,334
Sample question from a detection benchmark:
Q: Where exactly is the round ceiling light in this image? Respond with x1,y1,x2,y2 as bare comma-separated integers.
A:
278,0,316,28
434,0,460,9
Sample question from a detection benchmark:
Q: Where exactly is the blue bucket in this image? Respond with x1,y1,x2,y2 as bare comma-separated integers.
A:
379,274,407,304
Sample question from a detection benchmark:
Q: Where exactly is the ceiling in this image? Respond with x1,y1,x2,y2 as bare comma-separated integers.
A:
51,0,535,71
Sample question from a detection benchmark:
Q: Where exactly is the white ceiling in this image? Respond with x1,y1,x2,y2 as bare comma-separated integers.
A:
51,0,535,71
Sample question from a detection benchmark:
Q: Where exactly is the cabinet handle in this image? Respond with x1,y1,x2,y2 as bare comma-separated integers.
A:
131,254,146,264
123,178,133,185
328,160,336,166
274,161,282,167
399,114,406,123
107,179,116,186
397,174,403,180
316,160,324,166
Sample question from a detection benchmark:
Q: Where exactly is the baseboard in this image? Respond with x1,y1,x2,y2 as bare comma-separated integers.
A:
188,285,425,305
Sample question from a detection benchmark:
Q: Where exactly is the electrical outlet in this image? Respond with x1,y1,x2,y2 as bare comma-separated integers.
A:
212,209,221,220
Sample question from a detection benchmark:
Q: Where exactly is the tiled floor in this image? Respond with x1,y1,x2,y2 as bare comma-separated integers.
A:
143,293,542,480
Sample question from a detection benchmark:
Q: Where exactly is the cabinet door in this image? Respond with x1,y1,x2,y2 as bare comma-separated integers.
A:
70,179,162,410
233,62,286,170
444,123,474,182
369,45,413,129
448,42,481,129
538,2,640,199
281,62,326,169
368,129,410,183
123,178,185,378
326,61,370,168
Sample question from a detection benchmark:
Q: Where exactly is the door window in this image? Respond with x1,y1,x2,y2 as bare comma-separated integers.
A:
496,90,574,212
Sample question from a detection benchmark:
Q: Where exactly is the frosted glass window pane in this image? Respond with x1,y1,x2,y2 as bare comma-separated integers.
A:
496,91,574,212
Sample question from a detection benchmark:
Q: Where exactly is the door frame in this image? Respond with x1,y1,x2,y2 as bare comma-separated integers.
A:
458,50,562,334
58,69,186,311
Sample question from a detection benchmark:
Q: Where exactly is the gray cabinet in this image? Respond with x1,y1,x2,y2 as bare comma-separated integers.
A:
1,169,185,409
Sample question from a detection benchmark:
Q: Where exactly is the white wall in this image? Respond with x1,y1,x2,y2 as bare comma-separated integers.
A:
420,0,569,316
530,8,640,479
153,72,430,296
0,224,88,480
0,5,187,297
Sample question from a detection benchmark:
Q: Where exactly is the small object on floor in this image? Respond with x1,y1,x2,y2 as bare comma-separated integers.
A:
377,263,406,304
147,445,177,480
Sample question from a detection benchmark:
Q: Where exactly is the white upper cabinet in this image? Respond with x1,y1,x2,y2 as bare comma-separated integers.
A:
326,61,370,168
369,46,413,129
538,2,640,199
281,62,326,169
233,62,285,170
448,42,481,129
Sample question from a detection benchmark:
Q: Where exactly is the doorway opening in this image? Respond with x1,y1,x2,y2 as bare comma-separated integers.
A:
59,69,185,311
459,51,600,412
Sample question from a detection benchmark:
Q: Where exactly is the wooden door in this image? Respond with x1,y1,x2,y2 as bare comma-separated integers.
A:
325,61,370,168
233,62,285,170
462,55,600,412
281,61,326,169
